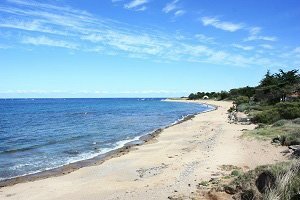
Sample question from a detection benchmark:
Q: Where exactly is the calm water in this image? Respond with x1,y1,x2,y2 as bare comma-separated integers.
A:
0,98,211,181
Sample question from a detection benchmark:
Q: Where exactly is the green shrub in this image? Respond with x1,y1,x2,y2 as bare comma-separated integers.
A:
231,170,243,177
276,102,300,120
198,181,209,186
272,119,290,127
236,103,250,112
234,96,249,106
252,109,281,124
252,102,300,124
292,118,300,124
225,161,300,200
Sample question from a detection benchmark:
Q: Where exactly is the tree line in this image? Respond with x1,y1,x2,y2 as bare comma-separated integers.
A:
188,69,300,105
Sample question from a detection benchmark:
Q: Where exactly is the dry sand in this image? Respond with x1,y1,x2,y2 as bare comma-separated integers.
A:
0,100,288,200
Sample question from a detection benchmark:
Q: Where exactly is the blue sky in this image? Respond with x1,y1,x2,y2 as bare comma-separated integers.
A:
0,0,299,98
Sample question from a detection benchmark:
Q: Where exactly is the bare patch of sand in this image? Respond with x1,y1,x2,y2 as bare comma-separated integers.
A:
0,100,288,200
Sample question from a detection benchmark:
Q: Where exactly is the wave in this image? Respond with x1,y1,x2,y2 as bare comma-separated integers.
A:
0,101,214,182
0,134,92,155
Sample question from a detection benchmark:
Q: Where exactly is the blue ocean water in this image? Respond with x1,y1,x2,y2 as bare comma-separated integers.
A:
0,98,211,181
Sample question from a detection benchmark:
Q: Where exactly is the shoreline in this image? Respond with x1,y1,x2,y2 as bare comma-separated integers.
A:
0,100,287,200
0,100,216,188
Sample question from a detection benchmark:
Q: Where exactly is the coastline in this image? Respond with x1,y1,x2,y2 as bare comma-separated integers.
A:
0,100,288,200
0,100,214,188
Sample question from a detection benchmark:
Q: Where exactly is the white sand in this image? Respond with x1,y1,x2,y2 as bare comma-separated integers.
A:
0,100,287,200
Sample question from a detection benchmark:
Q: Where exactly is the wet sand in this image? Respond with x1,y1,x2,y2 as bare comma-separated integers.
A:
0,100,287,200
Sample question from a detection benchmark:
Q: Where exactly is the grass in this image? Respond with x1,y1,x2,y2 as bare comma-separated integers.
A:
223,161,300,200
198,181,209,187
243,118,300,144
231,169,243,177
264,161,300,200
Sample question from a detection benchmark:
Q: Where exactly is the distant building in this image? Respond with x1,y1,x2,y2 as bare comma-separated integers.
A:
202,95,209,99
286,91,300,101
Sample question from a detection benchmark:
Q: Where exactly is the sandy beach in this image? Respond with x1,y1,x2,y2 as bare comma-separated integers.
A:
0,100,288,200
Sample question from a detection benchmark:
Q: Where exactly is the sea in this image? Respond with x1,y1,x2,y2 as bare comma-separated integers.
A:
0,98,212,181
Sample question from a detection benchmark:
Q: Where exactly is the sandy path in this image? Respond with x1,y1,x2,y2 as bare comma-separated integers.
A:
0,100,287,200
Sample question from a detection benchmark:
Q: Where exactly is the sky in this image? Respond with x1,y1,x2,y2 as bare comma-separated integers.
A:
0,0,299,98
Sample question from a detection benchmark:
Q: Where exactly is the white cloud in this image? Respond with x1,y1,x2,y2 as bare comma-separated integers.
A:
201,16,243,32
194,34,215,44
232,44,254,51
293,47,300,53
245,26,277,42
22,36,78,49
81,34,104,42
136,6,147,11
260,44,273,49
249,27,261,35
245,35,277,42
162,0,179,13
0,44,11,49
124,0,148,10
0,0,296,69
174,10,185,17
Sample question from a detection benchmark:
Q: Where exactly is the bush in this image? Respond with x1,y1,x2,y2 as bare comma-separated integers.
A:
225,161,300,200
252,109,281,124
231,170,243,177
276,102,300,120
237,103,250,112
252,102,300,124
292,118,300,124
234,96,249,106
272,119,290,127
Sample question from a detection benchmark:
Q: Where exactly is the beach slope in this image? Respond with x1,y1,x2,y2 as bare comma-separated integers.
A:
0,100,287,200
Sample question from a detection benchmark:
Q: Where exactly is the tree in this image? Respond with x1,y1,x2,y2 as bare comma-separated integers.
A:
259,70,277,87
188,93,196,100
255,69,300,104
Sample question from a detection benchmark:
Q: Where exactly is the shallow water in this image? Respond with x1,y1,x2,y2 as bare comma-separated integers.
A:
0,98,211,180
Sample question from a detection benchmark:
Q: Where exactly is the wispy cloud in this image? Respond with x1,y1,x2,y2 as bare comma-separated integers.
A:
124,0,148,10
0,0,295,69
249,27,261,35
281,47,300,58
232,44,254,51
293,47,300,54
245,35,277,42
245,27,277,42
162,0,179,13
0,44,11,49
260,44,273,49
162,0,185,17
194,34,215,44
201,16,244,32
174,10,185,17
22,36,78,49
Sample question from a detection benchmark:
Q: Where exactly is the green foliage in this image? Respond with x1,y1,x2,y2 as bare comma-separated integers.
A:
272,119,290,127
225,161,300,200
252,102,300,124
255,69,300,104
292,118,300,124
252,109,281,124
187,91,229,100
234,96,249,106
231,169,243,177
198,181,209,186
188,93,197,100
219,90,229,100
275,102,300,119
229,86,256,98
244,118,300,143
236,103,250,112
